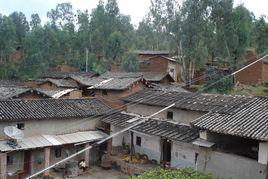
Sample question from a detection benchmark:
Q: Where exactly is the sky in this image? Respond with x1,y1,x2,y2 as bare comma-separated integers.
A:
0,0,267,26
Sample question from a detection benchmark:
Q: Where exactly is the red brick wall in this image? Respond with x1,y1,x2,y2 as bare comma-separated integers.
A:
262,63,268,83
234,61,263,85
139,57,168,73
94,82,145,110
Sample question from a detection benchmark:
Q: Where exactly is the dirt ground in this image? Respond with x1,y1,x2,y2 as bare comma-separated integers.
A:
54,166,126,179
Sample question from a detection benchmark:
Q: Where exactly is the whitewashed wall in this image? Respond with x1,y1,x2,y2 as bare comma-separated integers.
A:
197,149,267,179
171,141,198,168
0,118,100,138
111,125,130,147
127,104,205,124
133,131,161,163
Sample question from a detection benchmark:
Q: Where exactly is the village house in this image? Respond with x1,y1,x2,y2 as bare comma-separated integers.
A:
123,89,250,125
0,98,112,179
234,55,268,85
133,50,170,61
100,112,200,170
71,72,149,109
138,55,182,83
191,96,268,179
110,50,182,82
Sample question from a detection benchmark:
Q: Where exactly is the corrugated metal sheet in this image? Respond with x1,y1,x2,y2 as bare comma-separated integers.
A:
0,131,108,152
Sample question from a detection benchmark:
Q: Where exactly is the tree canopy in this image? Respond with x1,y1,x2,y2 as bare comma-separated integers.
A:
0,0,267,80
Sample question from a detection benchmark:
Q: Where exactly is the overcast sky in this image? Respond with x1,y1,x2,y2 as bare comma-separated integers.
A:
0,0,267,26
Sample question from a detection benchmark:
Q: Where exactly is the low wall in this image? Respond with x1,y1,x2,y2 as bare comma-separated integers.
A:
197,149,267,179
171,141,197,168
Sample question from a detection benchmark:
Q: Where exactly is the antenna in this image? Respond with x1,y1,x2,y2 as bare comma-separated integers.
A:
4,126,24,140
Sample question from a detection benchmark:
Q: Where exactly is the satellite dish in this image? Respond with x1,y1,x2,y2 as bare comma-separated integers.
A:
4,126,24,140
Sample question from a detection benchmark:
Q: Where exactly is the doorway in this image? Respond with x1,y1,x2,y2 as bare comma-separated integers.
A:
19,150,31,179
161,138,171,165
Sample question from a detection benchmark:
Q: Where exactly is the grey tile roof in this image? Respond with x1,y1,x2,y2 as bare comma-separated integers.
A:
100,72,143,79
262,55,268,64
0,86,30,99
142,72,174,82
101,72,174,82
73,76,143,90
134,50,169,55
147,55,177,62
0,79,24,87
123,90,251,114
41,71,97,79
101,112,199,143
0,98,110,121
151,83,189,93
43,78,77,88
192,97,268,141
33,88,74,98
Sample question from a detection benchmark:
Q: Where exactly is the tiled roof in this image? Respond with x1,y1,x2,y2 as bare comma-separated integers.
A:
34,88,75,98
0,87,75,100
0,98,110,121
134,50,169,55
101,112,198,143
73,76,143,90
192,97,268,141
41,71,97,79
151,83,189,93
0,79,24,87
100,72,143,79
142,72,174,82
43,78,77,88
262,55,268,64
147,55,177,62
0,86,30,99
123,90,251,114
101,71,174,82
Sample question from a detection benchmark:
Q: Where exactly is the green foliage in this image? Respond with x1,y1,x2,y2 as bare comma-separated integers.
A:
204,66,233,93
121,52,139,72
128,167,214,179
0,0,267,81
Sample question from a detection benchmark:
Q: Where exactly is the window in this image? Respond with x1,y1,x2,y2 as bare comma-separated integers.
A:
17,123,24,130
7,155,13,165
102,90,108,95
136,136,141,146
167,111,173,120
55,148,62,158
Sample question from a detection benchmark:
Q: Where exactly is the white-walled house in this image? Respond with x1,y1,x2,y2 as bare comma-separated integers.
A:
192,97,268,179
0,98,110,179
123,89,250,125
100,112,199,168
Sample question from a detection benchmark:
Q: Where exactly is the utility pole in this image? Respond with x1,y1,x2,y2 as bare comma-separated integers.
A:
85,47,88,72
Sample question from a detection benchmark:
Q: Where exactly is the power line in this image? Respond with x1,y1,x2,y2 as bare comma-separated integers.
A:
25,59,262,178
26,104,175,179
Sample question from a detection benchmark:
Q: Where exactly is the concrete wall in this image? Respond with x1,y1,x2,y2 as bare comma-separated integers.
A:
111,125,130,147
127,104,205,124
171,141,198,169
133,132,161,163
0,118,100,139
197,149,267,179
259,142,268,164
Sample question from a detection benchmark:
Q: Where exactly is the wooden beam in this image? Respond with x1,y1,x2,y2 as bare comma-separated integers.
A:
44,147,50,177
